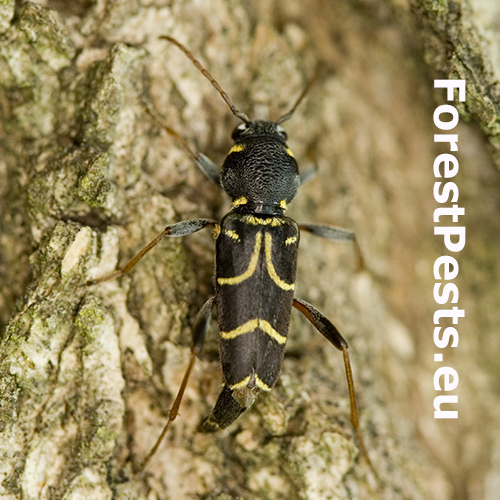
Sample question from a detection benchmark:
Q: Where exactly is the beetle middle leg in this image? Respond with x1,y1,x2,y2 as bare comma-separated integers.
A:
85,218,217,286
299,222,364,269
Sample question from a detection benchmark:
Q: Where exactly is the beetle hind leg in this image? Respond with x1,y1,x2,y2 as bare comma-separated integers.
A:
292,297,375,472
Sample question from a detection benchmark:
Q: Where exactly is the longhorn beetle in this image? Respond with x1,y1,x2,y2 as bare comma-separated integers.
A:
88,36,372,470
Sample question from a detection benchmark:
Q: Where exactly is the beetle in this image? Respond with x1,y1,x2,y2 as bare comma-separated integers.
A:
87,36,371,470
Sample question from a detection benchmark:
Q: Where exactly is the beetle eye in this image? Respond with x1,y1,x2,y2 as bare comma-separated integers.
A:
276,125,287,140
231,122,248,140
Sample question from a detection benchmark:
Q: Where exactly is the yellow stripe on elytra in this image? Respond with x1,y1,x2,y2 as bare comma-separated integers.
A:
265,233,295,291
217,232,261,285
241,215,284,226
218,230,295,289
229,374,272,392
286,147,294,158
229,375,252,390
229,144,245,154
223,229,240,241
255,376,272,391
221,318,287,344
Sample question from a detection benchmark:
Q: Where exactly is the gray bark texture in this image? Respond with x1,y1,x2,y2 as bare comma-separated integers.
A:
1,0,499,499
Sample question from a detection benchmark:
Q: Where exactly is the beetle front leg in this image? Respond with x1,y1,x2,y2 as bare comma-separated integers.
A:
299,165,317,186
86,218,218,285
144,104,221,185
194,153,222,186
292,297,374,471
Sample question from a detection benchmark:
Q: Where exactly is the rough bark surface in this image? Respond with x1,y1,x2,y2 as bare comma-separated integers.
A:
1,1,499,499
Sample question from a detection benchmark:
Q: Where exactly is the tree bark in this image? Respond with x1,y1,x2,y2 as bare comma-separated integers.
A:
1,1,499,499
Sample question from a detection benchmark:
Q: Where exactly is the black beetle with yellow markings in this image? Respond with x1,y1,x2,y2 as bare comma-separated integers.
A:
88,36,372,471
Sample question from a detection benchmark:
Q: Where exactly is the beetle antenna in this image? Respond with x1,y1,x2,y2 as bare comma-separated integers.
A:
275,68,321,125
160,35,251,124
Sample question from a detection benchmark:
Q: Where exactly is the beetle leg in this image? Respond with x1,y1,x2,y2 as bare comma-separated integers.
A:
299,223,364,269
144,103,221,185
86,218,217,285
299,165,317,185
299,222,354,241
292,297,373,471
139,296,216,470
194,153,221,186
